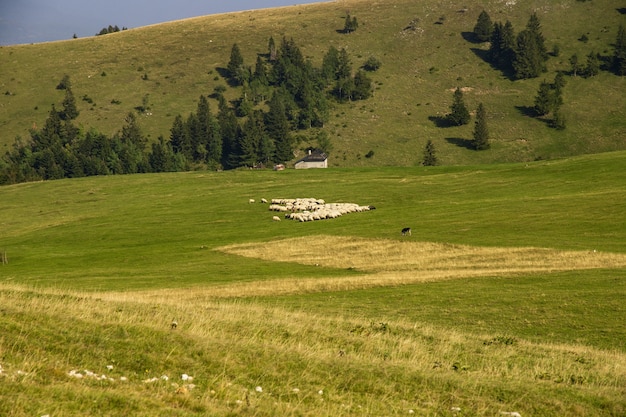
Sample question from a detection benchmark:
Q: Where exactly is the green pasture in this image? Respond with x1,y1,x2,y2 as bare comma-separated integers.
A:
1,152,626,415
2,151,625,290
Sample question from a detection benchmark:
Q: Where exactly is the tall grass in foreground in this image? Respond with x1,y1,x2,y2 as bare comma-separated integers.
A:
1,284,625,416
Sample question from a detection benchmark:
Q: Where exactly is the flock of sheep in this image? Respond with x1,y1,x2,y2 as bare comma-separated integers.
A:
250,197,374,222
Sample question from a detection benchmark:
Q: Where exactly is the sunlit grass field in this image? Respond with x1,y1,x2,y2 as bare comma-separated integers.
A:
1,152,625,415
1,0,625,166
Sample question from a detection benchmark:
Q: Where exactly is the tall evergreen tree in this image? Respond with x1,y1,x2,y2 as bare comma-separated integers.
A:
321,46,340,82
227,43,248,85
422,140,438,166
448,88,470,126
217,96,241,169
265,91,293,163
352,70,373,100
238,110,265,167
614,24,626,76
343,14,358,34
60,87,79,121
473,10,493,42
169,114,188,156
268,36,277,62
525,12,548,62
472,103,490,150
569,54,581,77
534,80,553,116
489,21,516,72
583,51,600,78
513,29,545,79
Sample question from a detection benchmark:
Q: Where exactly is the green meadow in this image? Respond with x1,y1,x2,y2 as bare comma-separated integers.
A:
2,152,626,415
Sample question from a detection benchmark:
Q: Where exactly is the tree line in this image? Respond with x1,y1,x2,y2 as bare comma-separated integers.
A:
0,36,377,185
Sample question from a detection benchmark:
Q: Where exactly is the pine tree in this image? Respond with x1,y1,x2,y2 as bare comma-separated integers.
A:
534,80,553,116
569,54,581,77
422,140,438,166
227,43,247,85
448,88,470,126
472,103,490,150
238,110,264,167
60,87,79,120
473,10,493,42
513,29,545,79
551,109,566,130
352,70,372,100
268,36,277,62
343,13,358,34
613,24,626,75
489,21,516,72
217,97,241,169
322,46,340,81
583,51,600,78
526,12,548,62
265,91,291,162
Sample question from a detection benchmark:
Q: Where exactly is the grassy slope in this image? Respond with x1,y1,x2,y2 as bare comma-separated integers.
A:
1,0,625,167
1,152,625,415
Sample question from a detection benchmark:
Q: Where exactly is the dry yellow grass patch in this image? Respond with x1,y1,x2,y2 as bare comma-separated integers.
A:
218,235,626,273
182,235,626,298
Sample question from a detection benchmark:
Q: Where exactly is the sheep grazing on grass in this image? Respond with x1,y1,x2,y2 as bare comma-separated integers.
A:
272,216,281,222
401,227,412,236
261,198,268,203
269,198,372,222
249,199,255,204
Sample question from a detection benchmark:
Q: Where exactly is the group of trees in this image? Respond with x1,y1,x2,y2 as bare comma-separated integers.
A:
475,11,626,79
1,34,378,184
0,97,185,184
96,25,126,36
534,72,566,129
473,12,549,79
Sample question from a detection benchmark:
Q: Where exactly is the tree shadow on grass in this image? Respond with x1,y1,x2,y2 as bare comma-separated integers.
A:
515,106,554,127
428,115,455,128
515,105,539,118
462,32,482,44
445,137,474,150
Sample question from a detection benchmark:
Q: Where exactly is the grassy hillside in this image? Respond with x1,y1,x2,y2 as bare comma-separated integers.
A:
1,0,625,167
1,152,626,415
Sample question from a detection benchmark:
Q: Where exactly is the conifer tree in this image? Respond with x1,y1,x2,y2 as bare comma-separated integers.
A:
343,13,358,33
217,96,241,169
265,91,291,162
534,80,553,116
526,12,548,62
569,54,581,77
472,103,490,150
473,10,493,42
268,36,277,62
489,20,516,72
352,70,373,100
227,43,247,85
448,88,470,126
422,140,438,166
513,29,545,79
60,87,79,120
613,24,626,75
583,51,600,78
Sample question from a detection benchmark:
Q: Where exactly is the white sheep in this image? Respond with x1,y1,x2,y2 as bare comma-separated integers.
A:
272,216,281,222
249,199,255,204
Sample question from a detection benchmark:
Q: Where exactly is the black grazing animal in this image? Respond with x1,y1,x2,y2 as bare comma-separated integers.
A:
401,227,411,236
